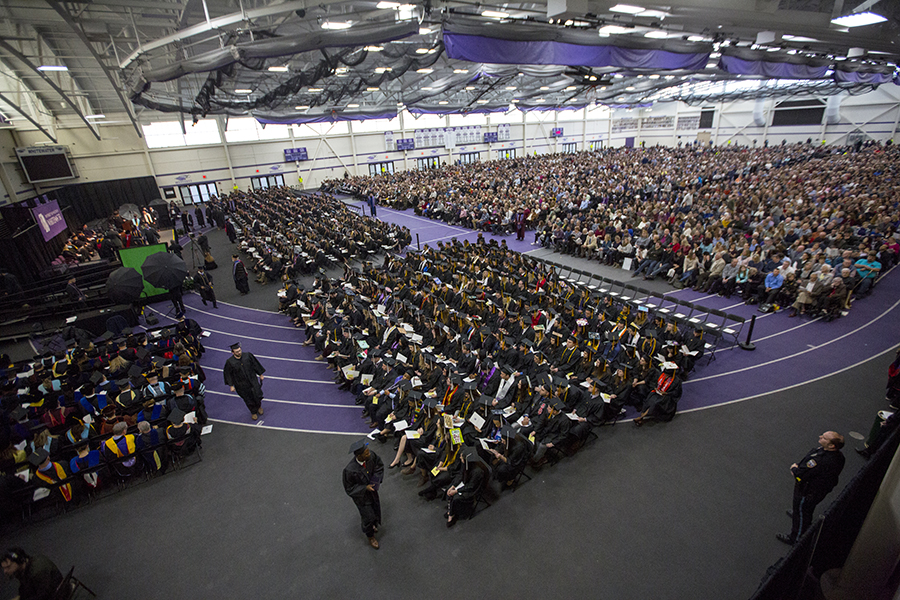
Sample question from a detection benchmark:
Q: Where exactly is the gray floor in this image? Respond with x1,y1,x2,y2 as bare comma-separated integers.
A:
0,225,890,599
0,351,886,599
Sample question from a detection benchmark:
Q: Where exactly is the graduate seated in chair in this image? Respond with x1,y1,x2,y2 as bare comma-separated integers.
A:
634,362,683,426
101,422,142,480
165,408,202,458
444,445,488,527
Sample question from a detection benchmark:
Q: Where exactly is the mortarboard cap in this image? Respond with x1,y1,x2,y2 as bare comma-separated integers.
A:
349,439,368,455
167,407,186,424
89,371,104,385
28,449,49,467
128,364,144,379
407,390,423,400
230,342,242,351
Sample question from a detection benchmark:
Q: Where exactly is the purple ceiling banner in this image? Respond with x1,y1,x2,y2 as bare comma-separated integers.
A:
255,110,398,125
833,69,891,85
31,199,67,242
443,33,710,70
719,55,831,79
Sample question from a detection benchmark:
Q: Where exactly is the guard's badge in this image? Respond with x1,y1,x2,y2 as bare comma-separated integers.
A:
807,459,817,468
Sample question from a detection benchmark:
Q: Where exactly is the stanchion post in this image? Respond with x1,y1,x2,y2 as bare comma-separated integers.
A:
416,234,420,252
739,314,757,351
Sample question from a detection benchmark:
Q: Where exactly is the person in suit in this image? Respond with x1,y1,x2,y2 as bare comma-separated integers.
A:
342,440,384,549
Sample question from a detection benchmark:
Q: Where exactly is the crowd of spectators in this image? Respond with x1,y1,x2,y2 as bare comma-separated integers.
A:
0,319,207,521
328,142,899,320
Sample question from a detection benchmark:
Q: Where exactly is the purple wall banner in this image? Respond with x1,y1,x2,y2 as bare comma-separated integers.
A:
719,55,831,79
31,199,67,242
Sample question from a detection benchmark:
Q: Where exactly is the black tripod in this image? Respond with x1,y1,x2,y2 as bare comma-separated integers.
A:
185,236,204,272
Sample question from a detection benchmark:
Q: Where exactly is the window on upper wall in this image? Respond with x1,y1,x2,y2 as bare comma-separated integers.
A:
448,113,487,127
406,111,446,129
699,108,715,129
351,118,396,134
557,109,584,122
224,118,290,142
490,110,521,124
561,142,578,153
143,119,222,148
497,149,516,160
525,111,551,123
293,122,349,137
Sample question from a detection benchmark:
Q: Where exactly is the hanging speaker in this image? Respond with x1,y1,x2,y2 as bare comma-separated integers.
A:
824,96,841,125
753,99,766,127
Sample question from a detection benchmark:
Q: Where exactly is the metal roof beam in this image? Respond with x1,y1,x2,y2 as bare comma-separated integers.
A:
0,91,57,142
45,0,144,138
0,36,102,139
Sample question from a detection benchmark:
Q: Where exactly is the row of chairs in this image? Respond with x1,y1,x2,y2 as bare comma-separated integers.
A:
540,261,747,364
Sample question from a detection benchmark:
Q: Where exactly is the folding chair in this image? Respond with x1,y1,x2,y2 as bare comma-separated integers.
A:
54,566,97,600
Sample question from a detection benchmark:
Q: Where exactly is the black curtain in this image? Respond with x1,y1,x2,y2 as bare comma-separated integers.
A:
0,206,73,284
54,176,159,224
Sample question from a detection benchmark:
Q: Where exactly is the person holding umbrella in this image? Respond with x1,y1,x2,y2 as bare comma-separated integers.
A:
223,342,266,420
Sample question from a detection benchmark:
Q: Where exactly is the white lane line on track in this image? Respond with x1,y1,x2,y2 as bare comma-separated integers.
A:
191,292,280,315
679,344,900,415
686,295,900,384
204,346,321,364
184,303,298,330
380,207,472,234
208,418,366,436
207,389,356,407
147,307,308,346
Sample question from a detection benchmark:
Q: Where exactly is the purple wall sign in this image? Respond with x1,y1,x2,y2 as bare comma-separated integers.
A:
31,199,67,242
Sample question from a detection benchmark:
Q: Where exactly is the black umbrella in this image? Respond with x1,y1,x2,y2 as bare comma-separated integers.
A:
142,252,188,290
105,267,144,304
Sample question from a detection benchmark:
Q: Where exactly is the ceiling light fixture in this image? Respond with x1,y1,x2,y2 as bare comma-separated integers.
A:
482,10,509,19
610,4,644,15
831,11,887,27
598,25,631,35
637,9,668,19
687,35,707,42
374,67,392,73
37,65,67,71
540,86,550,90
235,89,253,94
415,48,430,54
321,21,352,29
565,85,577,90
367,87,380,91
648,74,660,79
376,1,400,8
268,66,289,72
505,86,517,90
419,27,432,35
782,35,817,42
644,30,668,39
85,114,105,119
476,99,489,104
308,87,323,92
294,106,309,110
438,100,449,104
453,69,469,74
347,103,359,108
364,46,384,52
589,75,597,81
417,68,433,73
625,86,635,90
